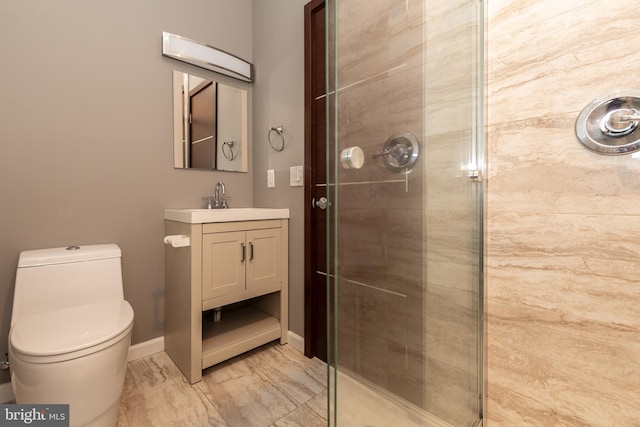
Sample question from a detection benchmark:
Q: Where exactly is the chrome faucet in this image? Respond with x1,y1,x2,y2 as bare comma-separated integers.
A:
214,181,226,208
202,181,228,209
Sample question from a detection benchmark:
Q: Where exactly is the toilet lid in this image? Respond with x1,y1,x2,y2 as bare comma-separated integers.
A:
10,300,134,361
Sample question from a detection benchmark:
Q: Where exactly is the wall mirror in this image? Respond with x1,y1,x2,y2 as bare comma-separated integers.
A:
172,70,248,172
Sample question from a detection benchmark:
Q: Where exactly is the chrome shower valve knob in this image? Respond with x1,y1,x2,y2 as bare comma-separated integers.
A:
600,108,640,137
575,89,640,155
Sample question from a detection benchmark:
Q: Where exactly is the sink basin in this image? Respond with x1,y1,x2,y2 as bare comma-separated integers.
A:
164,208,290,224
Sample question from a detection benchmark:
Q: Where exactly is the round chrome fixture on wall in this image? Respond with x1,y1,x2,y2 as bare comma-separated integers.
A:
576,89,640,155
340,146,365,169
374,132,420,172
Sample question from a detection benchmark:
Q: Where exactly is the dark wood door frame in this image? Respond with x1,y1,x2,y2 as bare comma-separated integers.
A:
304,0,327,360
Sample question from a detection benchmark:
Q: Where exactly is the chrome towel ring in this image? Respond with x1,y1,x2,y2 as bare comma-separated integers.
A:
221,141,235,160
268,126,285,151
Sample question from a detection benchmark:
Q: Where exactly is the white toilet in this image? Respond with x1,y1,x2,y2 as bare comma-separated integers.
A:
8,244,134,427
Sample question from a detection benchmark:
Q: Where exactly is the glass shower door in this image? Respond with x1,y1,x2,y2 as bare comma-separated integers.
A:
326,0,484,426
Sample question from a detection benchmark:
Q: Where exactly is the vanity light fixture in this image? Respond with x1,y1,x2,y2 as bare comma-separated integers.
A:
162,32,253,83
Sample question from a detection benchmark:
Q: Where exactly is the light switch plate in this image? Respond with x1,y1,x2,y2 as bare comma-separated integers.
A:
267,169,275,188
290,165,303,187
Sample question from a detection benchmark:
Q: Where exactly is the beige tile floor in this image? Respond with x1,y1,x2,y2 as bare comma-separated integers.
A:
117,342,328,427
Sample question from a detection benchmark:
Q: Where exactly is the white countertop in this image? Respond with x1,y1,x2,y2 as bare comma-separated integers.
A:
164,208,290,224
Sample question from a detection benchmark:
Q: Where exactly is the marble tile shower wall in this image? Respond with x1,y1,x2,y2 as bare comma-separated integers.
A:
334,1,481,425
487,0,640,425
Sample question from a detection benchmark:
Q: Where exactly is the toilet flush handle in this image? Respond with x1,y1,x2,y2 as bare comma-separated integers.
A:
0,353,8,370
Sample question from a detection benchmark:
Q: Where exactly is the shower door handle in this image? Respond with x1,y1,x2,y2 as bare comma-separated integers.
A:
468,170,483,183
312,197,329,210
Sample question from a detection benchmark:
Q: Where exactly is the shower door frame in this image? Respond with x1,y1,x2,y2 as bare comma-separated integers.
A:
322,0,486,425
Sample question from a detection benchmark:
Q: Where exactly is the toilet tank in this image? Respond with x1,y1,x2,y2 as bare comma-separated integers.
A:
11,244,124,327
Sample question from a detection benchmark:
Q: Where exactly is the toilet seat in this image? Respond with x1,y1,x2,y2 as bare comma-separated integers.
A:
10,300,134,364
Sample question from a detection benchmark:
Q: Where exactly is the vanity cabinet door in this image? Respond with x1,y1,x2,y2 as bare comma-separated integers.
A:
202,231,246,300
246,228,282,290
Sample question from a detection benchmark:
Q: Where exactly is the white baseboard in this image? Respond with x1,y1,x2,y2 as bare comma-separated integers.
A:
0,381,13,404
287,330,304,354
127,336,165,362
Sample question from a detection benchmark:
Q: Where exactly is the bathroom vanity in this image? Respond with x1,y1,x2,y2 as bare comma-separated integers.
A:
164,208,289,384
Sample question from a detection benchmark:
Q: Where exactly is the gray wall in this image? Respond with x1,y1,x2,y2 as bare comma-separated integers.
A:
252,0,307,337
0,0,254,384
